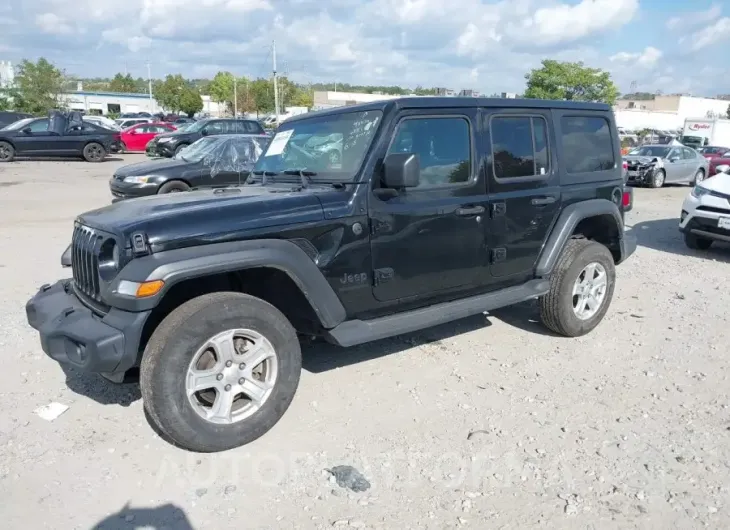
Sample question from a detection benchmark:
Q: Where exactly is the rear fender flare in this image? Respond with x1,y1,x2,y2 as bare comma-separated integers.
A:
106,239,347,328
535,199,624,277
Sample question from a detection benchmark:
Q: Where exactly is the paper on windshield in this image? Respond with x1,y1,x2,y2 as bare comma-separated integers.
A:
264,129,294,157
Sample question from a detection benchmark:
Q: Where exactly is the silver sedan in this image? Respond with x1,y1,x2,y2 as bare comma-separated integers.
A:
623,144,710,188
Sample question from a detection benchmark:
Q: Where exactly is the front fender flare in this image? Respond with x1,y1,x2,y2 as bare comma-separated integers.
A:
535,198,626,277
105,239,347,329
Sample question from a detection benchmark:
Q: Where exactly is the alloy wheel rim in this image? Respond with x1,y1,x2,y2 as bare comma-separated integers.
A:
185,328,278,425
572,262,608,320
655,171,664,187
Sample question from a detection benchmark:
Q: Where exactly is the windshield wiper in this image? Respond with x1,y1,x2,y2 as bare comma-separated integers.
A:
251,169,279,185
283,169,318,189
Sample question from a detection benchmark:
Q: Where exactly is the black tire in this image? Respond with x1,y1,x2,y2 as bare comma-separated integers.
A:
174,143,188,156
684,232,712,250
140,292,302,453
650,169,665,188
0,141,14,162
539,239,616,337
157,180,190,194
692,168,705,185
83,142,106,162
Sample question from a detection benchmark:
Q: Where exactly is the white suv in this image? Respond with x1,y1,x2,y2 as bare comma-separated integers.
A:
679,167,730,250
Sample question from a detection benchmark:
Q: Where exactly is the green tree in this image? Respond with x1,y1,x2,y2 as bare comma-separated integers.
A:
524,59,619,105
0,92,10,111
109,73,138,93
250,78,275,112
11,58,66,115
179,86,203,116
208,71,235,108
152,74,189,112
726,103,730,119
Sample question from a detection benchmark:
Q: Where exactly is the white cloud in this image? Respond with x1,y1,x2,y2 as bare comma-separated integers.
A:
609,46,663,68
666,4,721,30
35,13,74,35
681,17,730,52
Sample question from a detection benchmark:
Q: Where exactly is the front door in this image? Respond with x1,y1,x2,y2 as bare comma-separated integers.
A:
483,109,561,278
664,146,685,182
14,118,59,156
369,109,490,302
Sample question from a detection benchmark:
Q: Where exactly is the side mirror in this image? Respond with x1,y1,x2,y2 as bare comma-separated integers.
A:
669,157,679,162
61,244,72,267
22,127,32,134
383,153,420,189
201,128,209,136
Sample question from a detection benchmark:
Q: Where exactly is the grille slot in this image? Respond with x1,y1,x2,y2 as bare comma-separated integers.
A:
71,225,104,301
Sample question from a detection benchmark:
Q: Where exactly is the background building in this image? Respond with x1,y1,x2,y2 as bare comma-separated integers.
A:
0,60,14,88
59,89,224,116
614,95,730,130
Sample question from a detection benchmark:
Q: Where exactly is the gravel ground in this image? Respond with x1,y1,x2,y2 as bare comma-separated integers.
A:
1,155,729,530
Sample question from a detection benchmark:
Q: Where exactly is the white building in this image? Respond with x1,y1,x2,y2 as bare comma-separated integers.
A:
60,90,225,116
312,90,404,110
614,95,730,130
0,60,14,88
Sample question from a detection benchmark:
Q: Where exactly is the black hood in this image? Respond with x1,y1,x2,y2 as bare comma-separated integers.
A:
78,183,345,251
155,129,196,140
114,158,194,177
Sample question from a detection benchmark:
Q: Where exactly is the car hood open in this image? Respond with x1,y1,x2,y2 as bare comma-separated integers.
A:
78,184,341,251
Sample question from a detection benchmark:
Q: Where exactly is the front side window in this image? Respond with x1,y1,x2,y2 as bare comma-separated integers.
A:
26,119,50,133
386,117,471,188
490,116,550,179
255,110,382,182
560,116,615,173
681,147,696,160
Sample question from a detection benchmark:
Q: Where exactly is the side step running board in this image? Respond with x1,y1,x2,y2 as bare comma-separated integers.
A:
325,279,550,347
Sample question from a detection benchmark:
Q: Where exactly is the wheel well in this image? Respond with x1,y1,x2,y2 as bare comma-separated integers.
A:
157,179,192,191
571,214,621,262
138,267,322,353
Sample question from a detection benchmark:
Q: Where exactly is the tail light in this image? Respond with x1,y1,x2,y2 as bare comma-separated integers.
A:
622,161,628,171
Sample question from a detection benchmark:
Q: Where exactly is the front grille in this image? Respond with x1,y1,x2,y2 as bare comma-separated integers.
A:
71,224,104,301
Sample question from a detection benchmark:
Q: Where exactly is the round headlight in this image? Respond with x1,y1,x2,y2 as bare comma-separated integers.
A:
98,238,119,281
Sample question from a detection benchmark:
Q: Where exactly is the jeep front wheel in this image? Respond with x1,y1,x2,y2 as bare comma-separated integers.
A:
539,239,616,337
140,291,302,452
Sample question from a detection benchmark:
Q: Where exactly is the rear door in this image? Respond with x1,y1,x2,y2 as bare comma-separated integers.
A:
681,147,700,181
483,108,560,278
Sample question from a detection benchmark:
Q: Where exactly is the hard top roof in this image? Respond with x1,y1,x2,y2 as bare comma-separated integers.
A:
285,96,612,124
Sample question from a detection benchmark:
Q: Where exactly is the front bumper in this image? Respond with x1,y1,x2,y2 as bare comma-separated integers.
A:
626,166,656,185
109,178,159,202
147,140,176,157
25,280,149,375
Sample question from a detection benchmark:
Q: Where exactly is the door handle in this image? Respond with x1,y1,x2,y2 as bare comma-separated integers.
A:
531,196,557,206
456,205,485,216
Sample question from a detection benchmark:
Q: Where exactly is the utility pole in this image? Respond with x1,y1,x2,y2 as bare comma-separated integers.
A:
272,40,280,125
146,61,153,113
233,75,238,117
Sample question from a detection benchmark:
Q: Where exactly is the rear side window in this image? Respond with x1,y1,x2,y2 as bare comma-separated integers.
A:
237,121,263,134
490,116,550,179
560,116,615,173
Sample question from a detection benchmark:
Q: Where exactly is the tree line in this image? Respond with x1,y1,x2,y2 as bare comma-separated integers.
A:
3,57,729,120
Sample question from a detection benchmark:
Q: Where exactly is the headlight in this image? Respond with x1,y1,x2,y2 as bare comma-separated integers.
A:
716,164,729,174
157,137,173,143
124,175,152,184
98,238,120,281
691,185,710,199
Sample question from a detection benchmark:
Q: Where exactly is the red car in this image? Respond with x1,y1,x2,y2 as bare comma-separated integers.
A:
698,146,730,159
120,122,177,152
708,154,730,177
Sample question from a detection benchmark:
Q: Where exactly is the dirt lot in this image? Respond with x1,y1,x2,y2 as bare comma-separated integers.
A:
1,155,729,530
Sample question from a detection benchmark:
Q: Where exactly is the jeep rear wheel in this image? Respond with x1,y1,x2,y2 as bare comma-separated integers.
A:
140,292,302,452
539,239,616,337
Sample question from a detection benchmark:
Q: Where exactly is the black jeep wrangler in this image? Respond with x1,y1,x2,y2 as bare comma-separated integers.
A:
26,97,635,453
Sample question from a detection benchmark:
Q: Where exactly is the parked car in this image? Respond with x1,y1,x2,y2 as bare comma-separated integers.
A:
623,144,709,187
174,117,196,125
116,118,153,129
0,114,118,162
110,134,269,200
119,122,177,152
679,171,730,250
697,146,730,159
707,153,730,177
0,111,33,129
82,115,122,131
146,118,267,157
26,97,636,452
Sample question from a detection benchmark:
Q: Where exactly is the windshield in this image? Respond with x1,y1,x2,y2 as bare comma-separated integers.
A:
174,136,222,161
175,122,192,132
1,118,34,131
628,146,671,158
254,109,383,181
681,135,703,146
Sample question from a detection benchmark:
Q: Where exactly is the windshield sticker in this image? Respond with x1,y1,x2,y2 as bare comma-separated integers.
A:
264,129,294,157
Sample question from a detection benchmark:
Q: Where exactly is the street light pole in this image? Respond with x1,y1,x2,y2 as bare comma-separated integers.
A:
273,40,280,126
233,76,238,117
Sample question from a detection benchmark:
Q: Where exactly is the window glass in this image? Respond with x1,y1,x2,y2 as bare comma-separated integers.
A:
26,119,50,133
490,116,550,178
668,147,681,160
681,147,695,160
560,116,615,173
205,121,224,134
386,117,471,188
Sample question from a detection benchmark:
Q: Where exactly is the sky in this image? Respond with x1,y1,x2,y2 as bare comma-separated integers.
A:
1,0,729,96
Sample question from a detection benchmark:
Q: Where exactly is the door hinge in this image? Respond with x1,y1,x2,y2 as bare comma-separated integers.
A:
491,202,506,217
373,267,394,286
490,248,507,263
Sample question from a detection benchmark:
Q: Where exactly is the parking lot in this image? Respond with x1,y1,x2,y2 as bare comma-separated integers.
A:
1,156,730,529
